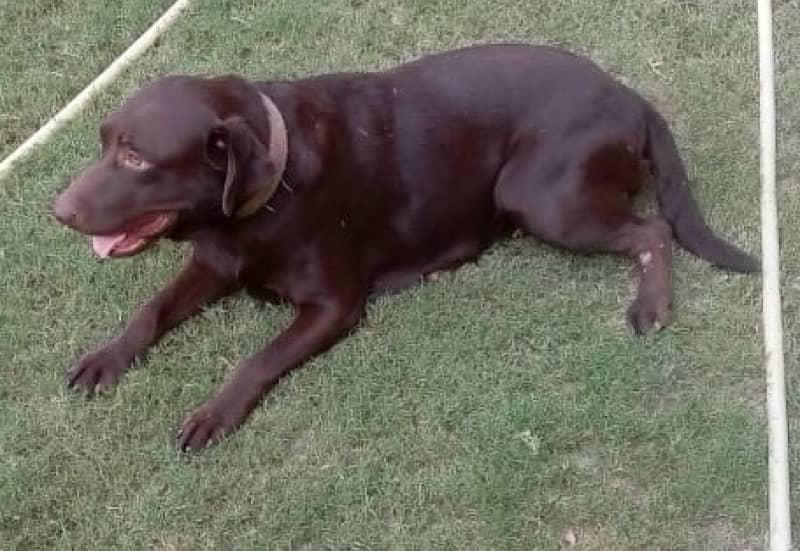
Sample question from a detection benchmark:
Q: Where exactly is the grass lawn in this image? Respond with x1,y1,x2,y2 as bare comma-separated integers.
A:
1,0,797,548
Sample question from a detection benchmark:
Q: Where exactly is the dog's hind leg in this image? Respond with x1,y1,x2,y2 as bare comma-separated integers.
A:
494,139,672,334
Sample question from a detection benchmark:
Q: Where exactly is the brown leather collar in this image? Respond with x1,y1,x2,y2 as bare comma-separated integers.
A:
233,92,288,219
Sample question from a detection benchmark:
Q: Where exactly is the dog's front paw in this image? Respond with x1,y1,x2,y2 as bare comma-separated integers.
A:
626,294,672,335
177,396,249,452
66,345,131,395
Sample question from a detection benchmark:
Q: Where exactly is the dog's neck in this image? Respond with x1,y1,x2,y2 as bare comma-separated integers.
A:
232,93,290,219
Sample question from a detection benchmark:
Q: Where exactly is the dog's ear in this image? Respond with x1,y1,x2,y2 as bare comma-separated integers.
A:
211,116,282,219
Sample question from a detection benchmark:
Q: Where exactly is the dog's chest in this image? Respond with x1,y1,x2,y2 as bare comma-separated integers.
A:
236,255,289,300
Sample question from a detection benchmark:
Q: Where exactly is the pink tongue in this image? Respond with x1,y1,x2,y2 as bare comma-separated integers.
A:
92,234,128,258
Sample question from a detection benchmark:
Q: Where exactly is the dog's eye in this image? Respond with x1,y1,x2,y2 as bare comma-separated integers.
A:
121,150,151,171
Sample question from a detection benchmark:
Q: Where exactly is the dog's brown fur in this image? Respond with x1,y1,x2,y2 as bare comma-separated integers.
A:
52,44,757,451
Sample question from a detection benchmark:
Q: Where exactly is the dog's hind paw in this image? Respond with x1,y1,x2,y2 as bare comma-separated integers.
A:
626,296,672,335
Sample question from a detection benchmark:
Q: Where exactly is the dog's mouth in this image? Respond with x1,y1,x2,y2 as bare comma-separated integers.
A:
91,211,178,258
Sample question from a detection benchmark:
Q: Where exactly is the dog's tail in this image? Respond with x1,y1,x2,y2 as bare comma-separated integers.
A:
644,105,759,273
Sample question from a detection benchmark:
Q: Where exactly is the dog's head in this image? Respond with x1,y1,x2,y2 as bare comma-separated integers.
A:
52,75,287,258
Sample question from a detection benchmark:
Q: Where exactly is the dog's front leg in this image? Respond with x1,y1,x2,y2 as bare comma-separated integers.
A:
178,298,364,451
66,255,239,394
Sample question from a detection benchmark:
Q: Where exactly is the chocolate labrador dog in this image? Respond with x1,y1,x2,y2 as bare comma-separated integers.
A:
52,44,757,451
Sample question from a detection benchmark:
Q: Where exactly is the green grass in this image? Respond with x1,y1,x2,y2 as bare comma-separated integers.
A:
1,0,795,548
0,0,176,159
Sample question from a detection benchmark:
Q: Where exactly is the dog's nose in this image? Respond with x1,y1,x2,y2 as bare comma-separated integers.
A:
52,193,80,226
